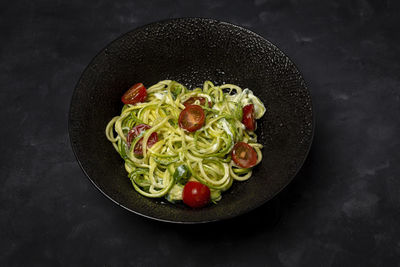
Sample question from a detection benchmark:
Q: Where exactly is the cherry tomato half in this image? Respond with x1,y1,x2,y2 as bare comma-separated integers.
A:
178,105,205,132
121,83,147,105
242,104,255,131
127,124,158,156
183,97,212,108
182,181,211,208
231,142,258,168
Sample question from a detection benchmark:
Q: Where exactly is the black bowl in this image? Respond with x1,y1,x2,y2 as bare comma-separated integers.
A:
69,18,313,223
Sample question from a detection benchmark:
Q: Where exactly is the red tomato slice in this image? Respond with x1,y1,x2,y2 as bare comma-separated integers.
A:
127,124,158,156
182,181,211,208
178,105,205,132
121,83,147,105
231,142,258,168
183,97,212,108
127,124,151,141
242,104,255,131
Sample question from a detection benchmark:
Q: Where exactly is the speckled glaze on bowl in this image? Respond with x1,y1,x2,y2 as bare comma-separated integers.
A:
69,18,313,223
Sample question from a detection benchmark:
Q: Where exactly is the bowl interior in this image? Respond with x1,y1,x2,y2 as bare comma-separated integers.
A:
69,18,313,223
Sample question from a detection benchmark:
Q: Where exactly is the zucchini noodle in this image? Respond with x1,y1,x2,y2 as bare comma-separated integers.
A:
105,80,266,204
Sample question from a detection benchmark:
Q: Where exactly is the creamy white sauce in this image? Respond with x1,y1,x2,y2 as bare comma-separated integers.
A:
227,89,266,119
221,119,234,140
153,92,165,100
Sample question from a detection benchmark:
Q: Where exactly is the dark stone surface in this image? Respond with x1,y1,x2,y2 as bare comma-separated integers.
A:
1,0,399,266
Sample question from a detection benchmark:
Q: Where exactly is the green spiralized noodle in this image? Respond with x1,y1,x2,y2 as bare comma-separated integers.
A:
105,80,266,203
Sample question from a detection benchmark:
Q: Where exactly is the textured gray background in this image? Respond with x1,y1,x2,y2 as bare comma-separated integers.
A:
1,0,400,266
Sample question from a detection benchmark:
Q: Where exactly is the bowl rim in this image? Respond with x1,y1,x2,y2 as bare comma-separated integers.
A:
68,17,315,224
